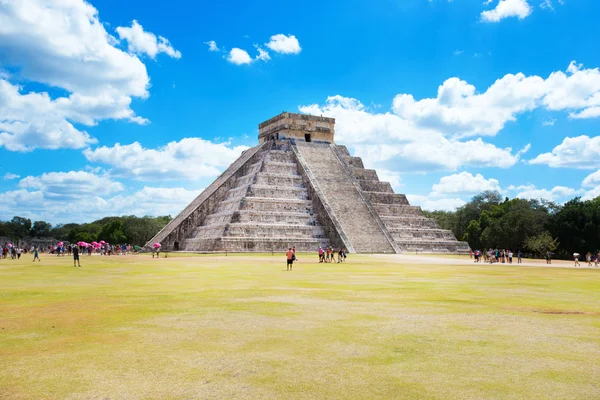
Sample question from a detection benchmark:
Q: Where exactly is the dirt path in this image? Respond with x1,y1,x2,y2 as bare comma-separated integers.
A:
372,253,600,270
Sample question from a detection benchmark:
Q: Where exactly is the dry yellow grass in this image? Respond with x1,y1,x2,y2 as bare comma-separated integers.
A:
1,253,599,399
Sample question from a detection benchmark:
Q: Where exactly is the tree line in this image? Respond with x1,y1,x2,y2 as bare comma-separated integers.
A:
424,191,600,259
0,215,172,247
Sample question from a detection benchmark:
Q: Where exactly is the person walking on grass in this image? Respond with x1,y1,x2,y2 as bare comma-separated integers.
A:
318,247,324,263
586,252,592,267
573,253,580,267
32,247,40,262
286,247,294,271
73,245,81,267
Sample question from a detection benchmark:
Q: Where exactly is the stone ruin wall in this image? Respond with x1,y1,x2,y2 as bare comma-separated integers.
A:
258,112,335,144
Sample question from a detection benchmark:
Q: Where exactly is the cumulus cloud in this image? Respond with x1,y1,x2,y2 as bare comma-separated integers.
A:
431,172,501,196
390,61,600,139
515,185,578,202
582,170,600,187
205,40,220,52
481,0,532,22
227,48,254,65
116,20,181,59
529,135,600,169
0,184,200,224
3,173,19,180
0,0,176,151
214,34,299,65
300,95,523,172
406,194,466,212
83,138,250,181
18,171,123,200
265,34,302,54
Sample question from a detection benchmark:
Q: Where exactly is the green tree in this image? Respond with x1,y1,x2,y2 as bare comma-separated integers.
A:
8,216,32,238
524,232,559,258
31,221,53,237
99,220,127,244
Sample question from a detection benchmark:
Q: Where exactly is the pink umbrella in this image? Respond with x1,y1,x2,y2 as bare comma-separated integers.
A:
99,240,106,245
153,243,161,249
57,242,63,247
7,243,12,248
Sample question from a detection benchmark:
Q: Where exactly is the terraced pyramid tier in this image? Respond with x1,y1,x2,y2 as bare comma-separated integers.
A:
180,142,330,252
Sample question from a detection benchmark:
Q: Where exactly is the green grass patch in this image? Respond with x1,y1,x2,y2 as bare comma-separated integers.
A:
1,253,599,399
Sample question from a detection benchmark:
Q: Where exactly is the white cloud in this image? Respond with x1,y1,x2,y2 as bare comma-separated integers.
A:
0,0,148,97
83,138,250,181
406,194,466,211
542,118,556,126
0,79,98,151
205,40,220,52
0,185,200,224
255,47,271,62
388,61,600,139
0,0,176,151
481,0,532,22
431,172,501,196
540,0,564,10
18,171,123,200
529,135,600,169
3,173,19,180
227,48,254,65
582,186,600,201
582,170,600,187
300,95,523,173
116,20,181,59
265,34,302,54
515,185,578,202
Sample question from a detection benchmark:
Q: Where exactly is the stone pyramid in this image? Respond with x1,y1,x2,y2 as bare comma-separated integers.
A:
147,112,470,254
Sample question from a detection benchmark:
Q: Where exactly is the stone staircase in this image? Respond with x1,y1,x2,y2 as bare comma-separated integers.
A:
334,145,470,254
182,143,329,252
292,141,397,253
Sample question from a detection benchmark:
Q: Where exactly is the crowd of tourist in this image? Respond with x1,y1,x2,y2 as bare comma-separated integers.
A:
318,246,347,263
470,248,600,267
472,248,520,264
1,242,142,263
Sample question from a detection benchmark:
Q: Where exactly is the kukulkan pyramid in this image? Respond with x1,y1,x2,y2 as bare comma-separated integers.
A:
147,113,470,254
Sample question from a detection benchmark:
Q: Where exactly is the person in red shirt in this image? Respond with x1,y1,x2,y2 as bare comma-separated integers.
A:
286,248,294,271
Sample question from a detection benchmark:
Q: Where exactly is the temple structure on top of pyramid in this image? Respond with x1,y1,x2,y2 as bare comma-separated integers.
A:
146,112,470,254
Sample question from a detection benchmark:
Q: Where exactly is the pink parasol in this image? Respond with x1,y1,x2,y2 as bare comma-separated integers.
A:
152,243,161,249
7,243,13,248
99,240,106,245
57,242,63,247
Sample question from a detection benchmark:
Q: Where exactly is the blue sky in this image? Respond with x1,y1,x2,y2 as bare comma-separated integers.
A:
1,0,600,223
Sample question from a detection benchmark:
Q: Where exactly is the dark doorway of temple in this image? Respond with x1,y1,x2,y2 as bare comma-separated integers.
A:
174,242,179,251
305,133,312,142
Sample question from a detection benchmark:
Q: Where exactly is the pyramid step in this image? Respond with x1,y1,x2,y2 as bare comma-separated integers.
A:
366,193,409,205
395,240,471,253
262,161,298,174
247,184,308,200
359,181,394,193
254,172,303,187
380,216,440,229
240,197,314,213
205,210,316,225
374,203,423,216
390,229,458,241
182,237,328,252
264,151,295,163
224,223,325,238
350,168,379,181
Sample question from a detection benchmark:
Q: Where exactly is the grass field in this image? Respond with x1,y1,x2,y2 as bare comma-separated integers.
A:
1,253,599,400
